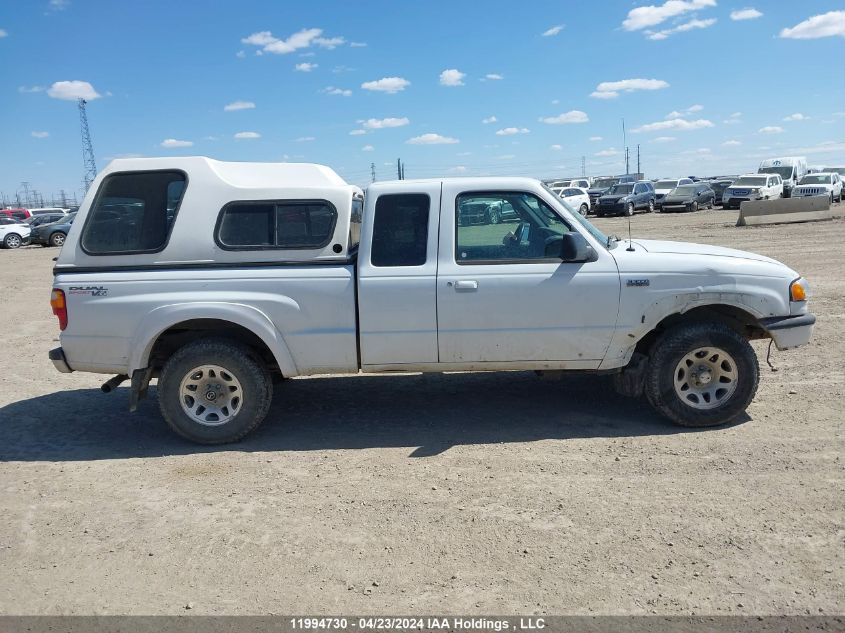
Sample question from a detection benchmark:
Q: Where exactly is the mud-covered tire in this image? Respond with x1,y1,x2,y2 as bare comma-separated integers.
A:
158,338,272,444
644,322,759,428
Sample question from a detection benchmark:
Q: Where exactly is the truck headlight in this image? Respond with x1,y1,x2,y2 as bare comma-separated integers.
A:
790,278,809,302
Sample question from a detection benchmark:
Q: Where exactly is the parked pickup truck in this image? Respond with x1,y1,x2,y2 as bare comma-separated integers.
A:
49,157,816,444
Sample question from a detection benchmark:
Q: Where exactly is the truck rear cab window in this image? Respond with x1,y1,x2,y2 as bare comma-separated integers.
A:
216,201,337,249
371,194,429,267
81,171,186,254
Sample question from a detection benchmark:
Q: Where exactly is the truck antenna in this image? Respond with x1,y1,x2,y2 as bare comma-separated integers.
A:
626,211,635,251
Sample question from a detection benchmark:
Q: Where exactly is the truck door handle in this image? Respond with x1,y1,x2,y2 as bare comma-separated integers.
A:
453,280,478,291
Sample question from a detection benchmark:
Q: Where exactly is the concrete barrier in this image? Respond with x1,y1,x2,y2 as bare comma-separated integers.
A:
737,196,833,227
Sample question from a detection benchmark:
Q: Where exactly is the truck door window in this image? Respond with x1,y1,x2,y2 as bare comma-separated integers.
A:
371,193,429,267
81,170,186,255
456,192,569,264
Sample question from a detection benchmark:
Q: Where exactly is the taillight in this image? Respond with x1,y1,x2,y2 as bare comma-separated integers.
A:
50,289,67,330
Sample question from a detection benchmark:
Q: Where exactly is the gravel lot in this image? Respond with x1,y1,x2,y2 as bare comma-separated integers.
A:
0,208,842,616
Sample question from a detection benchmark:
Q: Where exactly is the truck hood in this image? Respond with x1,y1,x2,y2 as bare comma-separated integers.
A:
627,239,781,265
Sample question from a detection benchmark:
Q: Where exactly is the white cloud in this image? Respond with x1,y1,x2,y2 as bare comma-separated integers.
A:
439,69,466,87
295,62,318,72
550,144,562,150
780,11,845,39
542,25,565,36
724,112,743,124
591,78,669,99
406,133,459,145
0,28,7,38
47,80,101,101
314,36,345,49
48,0,69,12
18,85,45,93
495,127,530,136
323,86,352,97
666,104,704,118
482,116,498,124
242,28,337,54
362,145,374,152
350,41,367,47
722,140,742,146
161,139,193,148
295,136,316,142
687,104,704,112
758,126,784,134
646,18,717,40
589,136,603,141
31,131,49,138
783,113,809,121
484,73,504,80
349,129,367,136
234,131,261,139
633,117,714,132
361,77,410,93
497,154,516,160
236,50,246,59
450,166,467,173
730,8,763,20
651,136,677,143
623,0,716,31
203,136,219,141
362,117,410,129
539,110,589,124
224,100,255,112
596,148,620,157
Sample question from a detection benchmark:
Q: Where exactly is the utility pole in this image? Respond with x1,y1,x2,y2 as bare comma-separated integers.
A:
78,98,97,192
581,155,586,178
397,158,401,180
370,162,376,183
622,118,629,175
636,144,641,177
625,148,630,176
59,189,68,207
20,182,32,207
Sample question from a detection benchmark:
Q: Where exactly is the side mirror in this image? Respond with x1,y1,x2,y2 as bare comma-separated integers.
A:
560,232,597,262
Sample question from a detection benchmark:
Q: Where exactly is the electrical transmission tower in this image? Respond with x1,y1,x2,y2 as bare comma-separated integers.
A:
78,98,97,192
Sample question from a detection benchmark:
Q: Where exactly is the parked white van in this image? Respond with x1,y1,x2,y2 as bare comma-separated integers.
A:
758,157,807,198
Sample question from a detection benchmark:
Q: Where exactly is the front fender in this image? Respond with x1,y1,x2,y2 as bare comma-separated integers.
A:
130,302,298,376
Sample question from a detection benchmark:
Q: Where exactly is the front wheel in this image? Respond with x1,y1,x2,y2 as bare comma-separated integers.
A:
647,200,654,213
578,203,589,217
645,322,759,428
3,233,22,249
625,202,635,217
158,338,273,444
691,201,699,213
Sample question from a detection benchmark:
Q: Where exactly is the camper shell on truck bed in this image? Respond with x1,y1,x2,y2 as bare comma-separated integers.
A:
49,157,815,444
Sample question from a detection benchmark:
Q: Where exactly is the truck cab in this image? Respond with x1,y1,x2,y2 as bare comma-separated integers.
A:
49,158,816,444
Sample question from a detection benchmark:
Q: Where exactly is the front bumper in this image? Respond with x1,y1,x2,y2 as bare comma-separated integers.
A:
49,347,73,373
760,313,816,351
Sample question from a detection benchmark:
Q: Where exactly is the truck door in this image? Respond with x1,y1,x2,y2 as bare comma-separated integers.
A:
436,185,620,368
357,183,441,368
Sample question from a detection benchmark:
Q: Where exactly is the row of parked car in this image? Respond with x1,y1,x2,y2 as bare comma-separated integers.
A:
0,207,76,249
547,168,844,218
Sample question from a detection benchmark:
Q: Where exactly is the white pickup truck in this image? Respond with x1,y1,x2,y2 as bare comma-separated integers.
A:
48,157,815,444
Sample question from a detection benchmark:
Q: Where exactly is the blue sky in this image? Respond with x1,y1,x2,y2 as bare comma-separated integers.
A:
1,0,844,201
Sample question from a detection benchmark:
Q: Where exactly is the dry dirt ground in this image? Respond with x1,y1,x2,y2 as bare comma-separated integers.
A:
0,208,842,616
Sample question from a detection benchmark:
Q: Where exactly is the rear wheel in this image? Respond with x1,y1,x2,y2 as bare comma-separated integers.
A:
647,200,654,213
487,207,501,224
578,203,589,217
50,232,66,247
645,322,759,428
625,202,635,217
158,338,273,444
3,233,22,249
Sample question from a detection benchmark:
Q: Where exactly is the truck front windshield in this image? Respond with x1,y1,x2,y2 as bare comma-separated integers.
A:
542,184,609,247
